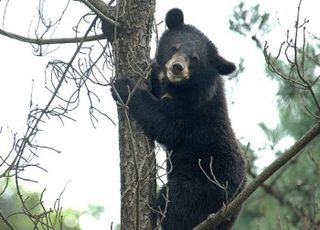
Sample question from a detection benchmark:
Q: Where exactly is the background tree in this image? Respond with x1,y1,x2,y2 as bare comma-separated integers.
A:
230,1,320,229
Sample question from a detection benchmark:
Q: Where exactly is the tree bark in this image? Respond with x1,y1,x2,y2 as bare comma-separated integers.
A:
110,1,156,229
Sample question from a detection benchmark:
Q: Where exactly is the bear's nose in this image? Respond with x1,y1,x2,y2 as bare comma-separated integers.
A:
172,63,184,75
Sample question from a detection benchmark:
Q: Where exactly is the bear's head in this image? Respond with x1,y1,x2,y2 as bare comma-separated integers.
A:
155,8,236,86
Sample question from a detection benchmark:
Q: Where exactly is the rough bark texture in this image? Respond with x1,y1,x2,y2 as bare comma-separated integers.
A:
111,1,156,229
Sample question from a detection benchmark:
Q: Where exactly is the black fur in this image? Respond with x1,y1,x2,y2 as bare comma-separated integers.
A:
165,8,184,29
111,8,246,230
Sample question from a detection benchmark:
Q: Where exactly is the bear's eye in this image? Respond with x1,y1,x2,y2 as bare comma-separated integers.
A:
191,54,199,64
170,44,180,53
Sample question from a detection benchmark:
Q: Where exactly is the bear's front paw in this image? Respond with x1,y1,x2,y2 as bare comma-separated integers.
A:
111,77,134,104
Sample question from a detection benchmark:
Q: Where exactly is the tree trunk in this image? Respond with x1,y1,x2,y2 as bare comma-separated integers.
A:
111,1,156,229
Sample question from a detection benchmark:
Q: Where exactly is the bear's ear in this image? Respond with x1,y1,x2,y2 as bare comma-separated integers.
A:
165,8,184,29
213,54,236,75
208,42,236,75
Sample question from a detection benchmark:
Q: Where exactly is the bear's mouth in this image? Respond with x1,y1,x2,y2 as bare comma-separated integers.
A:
166,70,189,83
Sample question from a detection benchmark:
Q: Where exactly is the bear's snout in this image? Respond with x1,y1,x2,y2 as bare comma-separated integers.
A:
165,53,190,84
171,62,184,75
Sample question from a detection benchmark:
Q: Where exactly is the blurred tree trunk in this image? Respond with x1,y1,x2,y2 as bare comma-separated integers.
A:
106,0,157,229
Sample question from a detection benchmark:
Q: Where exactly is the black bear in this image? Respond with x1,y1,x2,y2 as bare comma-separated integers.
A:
111,8,246,230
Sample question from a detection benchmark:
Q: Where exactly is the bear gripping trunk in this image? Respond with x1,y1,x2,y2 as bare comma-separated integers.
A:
106,1,156,229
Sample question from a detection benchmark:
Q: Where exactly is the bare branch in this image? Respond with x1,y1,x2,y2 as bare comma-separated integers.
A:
76,0,120,27
0,28,106,44
0,210,15,230
194,122,320,230
1,16,102,228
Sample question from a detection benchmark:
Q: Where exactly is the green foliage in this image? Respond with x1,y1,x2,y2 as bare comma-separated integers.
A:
0,180,107,230
266,44,320,139
235,188,294,230
229,2,270,49
0,180,82,230
258,123,287,151
231,1,320,229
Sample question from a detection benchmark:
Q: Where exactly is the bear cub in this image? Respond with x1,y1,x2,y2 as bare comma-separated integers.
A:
111,8,246,230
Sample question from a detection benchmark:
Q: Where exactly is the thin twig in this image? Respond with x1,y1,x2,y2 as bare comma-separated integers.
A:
194,122,320,230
